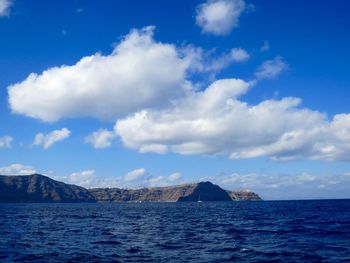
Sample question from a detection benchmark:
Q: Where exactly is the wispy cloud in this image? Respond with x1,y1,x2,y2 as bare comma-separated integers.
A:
0,136,13,149
255,56,288,80
33,128,70,149
230,48,250,62
260,40,270,52
0,0,12,17
85,129,115,149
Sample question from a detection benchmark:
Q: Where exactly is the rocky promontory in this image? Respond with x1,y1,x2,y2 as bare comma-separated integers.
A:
0,174,262,203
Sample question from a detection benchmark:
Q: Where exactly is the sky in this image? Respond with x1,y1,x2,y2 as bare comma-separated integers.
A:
1,0,350,200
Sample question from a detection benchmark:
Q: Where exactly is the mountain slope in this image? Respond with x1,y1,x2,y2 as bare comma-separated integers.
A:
0,174,95,203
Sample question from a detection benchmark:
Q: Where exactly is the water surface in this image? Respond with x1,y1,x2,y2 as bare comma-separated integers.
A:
1,200,350,262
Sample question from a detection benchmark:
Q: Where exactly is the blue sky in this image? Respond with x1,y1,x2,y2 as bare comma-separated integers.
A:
1,0,350,200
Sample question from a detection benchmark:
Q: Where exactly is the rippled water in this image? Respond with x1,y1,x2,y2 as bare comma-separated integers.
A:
0,200,350,262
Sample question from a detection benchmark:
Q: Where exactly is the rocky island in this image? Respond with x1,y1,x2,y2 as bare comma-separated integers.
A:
0,174,261,203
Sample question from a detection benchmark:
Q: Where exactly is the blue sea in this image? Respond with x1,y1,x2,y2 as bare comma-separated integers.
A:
0,200,350,262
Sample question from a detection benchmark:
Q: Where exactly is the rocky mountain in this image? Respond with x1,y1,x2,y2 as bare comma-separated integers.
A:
0,174,262,202
0,174,95,203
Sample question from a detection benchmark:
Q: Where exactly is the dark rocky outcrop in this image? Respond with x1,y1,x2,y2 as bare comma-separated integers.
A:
177,182,232,202
0,174,262,202
0,174,95,203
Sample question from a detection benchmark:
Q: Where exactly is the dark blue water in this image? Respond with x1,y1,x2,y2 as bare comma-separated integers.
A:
0,200,350,262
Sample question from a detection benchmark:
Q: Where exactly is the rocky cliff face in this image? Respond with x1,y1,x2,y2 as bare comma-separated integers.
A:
90,181,261,202
89,183,198,202
227,190,262,201
0,174,95,203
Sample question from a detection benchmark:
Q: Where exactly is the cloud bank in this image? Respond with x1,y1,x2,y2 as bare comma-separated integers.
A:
116,78,350,161
0,164,36,175
64,168,183,189
7,24,350,163
210,171,350,200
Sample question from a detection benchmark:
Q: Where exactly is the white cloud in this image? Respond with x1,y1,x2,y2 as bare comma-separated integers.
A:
255,56,288,80
260,40,269,52
0,0,11,16
196,0,245,36
123,168,146,182
85,129,115,149
67,170,97,188
116,78,350,161
0,136,13,149
168,172,182,181
0,164,36,175
8,26,196,122
33,128,71,149
230,48,250,62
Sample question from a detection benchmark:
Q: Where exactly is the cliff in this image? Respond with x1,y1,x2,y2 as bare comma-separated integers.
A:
0,174,95,203
0,174,262,202
227,190,262,201
90,181,261,202
89,183,197,202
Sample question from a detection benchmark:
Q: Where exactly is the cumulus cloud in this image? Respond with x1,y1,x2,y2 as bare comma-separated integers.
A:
255,56,288,80
85,129,115,149
0,164,36,175
0,136,13,149
196,0,245,36
33,128,71,149
116,78,350,161
62,168,182,188
8,26,196,122
0,0,11,16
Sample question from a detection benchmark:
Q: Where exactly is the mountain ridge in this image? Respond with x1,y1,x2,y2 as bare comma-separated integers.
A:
0,174,262,203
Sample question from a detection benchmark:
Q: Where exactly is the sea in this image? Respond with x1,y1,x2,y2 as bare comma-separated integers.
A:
0,200,349,262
